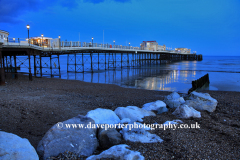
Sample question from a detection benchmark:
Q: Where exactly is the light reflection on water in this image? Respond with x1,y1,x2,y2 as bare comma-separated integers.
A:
16,55,240,93
62,56,240,93
62,66,201,93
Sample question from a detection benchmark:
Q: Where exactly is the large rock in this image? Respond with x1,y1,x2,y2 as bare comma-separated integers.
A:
164,92,185,108
114,106,155,123
37,115,98,160
120,118,131,124
157,106,169,114
0,131,39,160
172,104,201,118
185,91,218,112
163,120,183,126
86,108,120,125
142,100,166,111
120,122,163,143
98,125,122,149
86,144,145,160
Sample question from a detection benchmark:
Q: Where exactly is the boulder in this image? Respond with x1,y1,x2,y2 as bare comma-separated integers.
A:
114,106,155,123
0,131,39,160
164,92,185,108
98,126,122,149
157,107,169,114
163,120,183,126
142,100,166,111
172,104,201,118
120,118,131,124
120,122,163,143
37,115,98,160
86,144,144,160
134,122,152,130
86,108,120,125
185,91,218,112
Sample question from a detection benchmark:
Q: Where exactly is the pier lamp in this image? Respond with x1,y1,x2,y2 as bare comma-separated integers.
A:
26,24,30,46
113,40,115,48
92,37,94,47
129,42,130,49
41,34,44,49
13,38,15,43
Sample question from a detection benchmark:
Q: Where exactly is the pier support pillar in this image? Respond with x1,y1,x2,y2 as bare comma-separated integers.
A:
105,53,106,70
14,55,18,79
90,53,93,72
28,50,32,81
0,68,4,85
34,55,36,77
75,53,77,73
121,53,122,68
58,54,61,78
82,53,84,72
0,43,5,85
40,55,42,77
50,55,53,77
98,53,100,70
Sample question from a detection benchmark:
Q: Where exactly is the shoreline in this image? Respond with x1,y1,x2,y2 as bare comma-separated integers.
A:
1,75,240,159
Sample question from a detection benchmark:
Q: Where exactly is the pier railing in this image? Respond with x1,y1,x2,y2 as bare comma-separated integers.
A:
1,37,196,54
61,41,139,50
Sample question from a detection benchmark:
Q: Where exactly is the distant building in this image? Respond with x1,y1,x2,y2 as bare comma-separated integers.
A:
140,41,168,51
0,30,9,43
175,48,191,54
140,41,158,51
158,44,166,51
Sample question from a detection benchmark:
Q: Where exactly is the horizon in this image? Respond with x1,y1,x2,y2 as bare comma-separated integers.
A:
1,0,240,56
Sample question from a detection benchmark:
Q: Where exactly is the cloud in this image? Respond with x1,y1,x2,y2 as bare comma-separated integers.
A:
0,0,79,24
0,0,40,23
0,0,44,23
83,0,131,3
0,0,132,24
114,0,131,2
83,0,105,3
59,0,79,9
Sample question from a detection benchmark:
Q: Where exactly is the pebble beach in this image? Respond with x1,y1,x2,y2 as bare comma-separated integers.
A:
0,74,240,159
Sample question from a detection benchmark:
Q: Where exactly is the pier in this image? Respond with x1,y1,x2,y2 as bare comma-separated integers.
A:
0,39,202,84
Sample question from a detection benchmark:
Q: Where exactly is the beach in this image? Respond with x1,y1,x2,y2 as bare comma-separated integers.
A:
0,74,240,159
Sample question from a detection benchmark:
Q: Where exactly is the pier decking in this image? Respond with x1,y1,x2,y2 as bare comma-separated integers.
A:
0,41,202,84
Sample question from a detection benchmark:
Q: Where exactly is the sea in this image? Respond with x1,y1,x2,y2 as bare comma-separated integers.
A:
16,56,240,93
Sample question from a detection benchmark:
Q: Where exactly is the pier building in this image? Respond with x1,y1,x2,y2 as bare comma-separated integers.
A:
0,30,9,43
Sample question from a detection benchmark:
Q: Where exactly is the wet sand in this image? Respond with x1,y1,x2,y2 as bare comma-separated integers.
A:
0,74,240,159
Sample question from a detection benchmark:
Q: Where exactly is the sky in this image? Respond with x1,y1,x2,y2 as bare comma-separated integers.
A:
0,0,240,56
